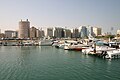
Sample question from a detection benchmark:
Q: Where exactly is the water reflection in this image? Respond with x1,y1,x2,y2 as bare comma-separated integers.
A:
17,46,31,66
0,46,120,80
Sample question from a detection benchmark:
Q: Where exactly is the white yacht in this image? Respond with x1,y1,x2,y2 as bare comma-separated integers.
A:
105,49,120,59
39,39,53,46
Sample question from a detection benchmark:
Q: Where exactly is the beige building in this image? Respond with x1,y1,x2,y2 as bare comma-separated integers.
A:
93,27,102,36
30,27,37,39
0,33,5,38
19,19,30,39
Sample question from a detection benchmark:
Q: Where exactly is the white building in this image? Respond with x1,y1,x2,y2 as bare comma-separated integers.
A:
86,26,94,37
117,29,120,35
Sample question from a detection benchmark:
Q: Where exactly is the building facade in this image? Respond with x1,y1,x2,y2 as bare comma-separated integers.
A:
47,28,53,38
19,19,30,39
93,27,102,36
53,27,64,38
72,28,79,38
36,29,40,38
39,29,45,38
30,26,37,39
86,26,94,37
64,29,71,38
5,30,15,38
79,26,87,38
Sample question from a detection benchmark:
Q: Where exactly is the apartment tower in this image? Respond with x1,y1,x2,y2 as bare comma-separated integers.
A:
19,19,30,38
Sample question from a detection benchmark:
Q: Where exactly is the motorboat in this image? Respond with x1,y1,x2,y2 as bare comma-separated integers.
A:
39,39,53,46
54,40,77,49
105,49,120,59
64,43,89,51
82,46,116,54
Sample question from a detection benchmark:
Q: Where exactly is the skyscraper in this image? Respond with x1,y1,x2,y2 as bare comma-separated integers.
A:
79,26,87,38
19,19,30,39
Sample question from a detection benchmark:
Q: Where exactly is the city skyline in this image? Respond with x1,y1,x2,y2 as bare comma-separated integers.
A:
0,0,120,33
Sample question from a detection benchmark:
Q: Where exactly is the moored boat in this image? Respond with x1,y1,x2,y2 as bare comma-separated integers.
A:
64,43,89,51
39,39,53,46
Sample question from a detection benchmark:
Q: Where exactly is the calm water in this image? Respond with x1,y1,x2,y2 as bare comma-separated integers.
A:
0,46,120,80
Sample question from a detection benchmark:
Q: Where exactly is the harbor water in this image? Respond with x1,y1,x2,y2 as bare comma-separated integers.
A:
0,46,120,80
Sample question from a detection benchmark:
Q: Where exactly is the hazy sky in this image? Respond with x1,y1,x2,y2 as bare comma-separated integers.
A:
0,0,120,33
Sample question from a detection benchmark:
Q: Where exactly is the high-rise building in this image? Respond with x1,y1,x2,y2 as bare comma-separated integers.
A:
19,19,30,39
53,27,64,38
64,29,71,38
79,26,87,38
93,27,102,36
36,29,45,39
47,28,53,38
86,26,94,37
30,26,37,39
39,29,45,38
36,29,40,38
72,28,79,38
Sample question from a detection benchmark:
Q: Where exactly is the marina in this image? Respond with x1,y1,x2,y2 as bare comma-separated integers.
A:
0,0,120,80
0,38,120,59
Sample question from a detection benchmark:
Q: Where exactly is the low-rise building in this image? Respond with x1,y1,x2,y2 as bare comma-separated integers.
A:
5,30,15,38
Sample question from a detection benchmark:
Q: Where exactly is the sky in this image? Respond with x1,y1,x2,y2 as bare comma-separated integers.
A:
0,0,120,34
